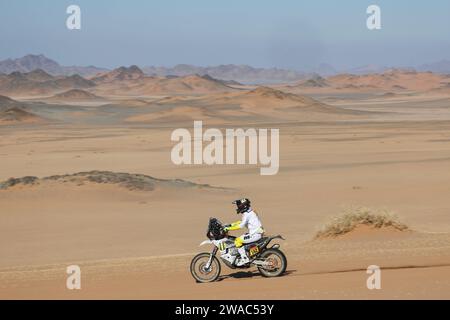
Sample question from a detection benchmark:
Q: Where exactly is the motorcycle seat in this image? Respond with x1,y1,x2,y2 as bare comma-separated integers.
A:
245,237,269,247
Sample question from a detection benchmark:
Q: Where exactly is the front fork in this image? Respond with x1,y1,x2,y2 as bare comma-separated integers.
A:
205,247,218,270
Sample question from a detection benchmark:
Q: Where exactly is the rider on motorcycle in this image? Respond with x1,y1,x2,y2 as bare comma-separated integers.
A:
223,198,265,266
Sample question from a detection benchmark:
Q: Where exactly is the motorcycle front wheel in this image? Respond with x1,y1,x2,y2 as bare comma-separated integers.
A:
257,248,287,277
190,252,221,283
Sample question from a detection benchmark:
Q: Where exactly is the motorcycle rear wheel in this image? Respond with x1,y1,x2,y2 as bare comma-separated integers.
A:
257,248,287,277
190,253,221,283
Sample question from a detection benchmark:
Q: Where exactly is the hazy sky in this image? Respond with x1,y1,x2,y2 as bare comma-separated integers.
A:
1,0,449,70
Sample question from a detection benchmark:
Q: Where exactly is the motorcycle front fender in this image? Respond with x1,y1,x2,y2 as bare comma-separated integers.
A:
199,240,213,247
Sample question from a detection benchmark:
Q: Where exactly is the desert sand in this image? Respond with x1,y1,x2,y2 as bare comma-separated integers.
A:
0,69,450,299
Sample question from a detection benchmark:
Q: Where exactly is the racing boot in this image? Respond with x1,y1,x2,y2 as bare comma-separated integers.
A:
235,246,250,266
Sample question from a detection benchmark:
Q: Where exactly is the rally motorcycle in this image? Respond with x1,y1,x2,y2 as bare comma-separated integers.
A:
190,218,287,283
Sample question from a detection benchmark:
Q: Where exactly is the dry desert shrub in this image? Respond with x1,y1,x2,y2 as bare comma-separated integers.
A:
315,206,409,239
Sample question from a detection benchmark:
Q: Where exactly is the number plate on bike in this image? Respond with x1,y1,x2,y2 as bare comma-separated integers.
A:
249,245,259,256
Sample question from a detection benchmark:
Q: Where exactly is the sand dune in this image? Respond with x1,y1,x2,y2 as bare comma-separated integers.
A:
238,86,337,110
282,70,450,95
0,107,44,124
126,86,367,124
107,99,150,106
127,75,233,94
327,70,449,92
0,168,232,271
0,171,219,192
0,95,45,124
46,89,104,102
0,94,26,111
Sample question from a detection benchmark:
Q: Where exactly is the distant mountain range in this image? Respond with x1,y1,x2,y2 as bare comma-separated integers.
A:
0,68,95,96
0,66,238,97
142,64,309,84
0,54,449,84
0,54,107,77
417,60,450,74
1,65,449,99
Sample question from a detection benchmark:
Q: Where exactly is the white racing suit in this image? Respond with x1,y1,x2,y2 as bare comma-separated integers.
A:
225,208,265,266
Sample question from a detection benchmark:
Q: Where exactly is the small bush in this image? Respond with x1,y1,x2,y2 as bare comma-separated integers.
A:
315,206,409,239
